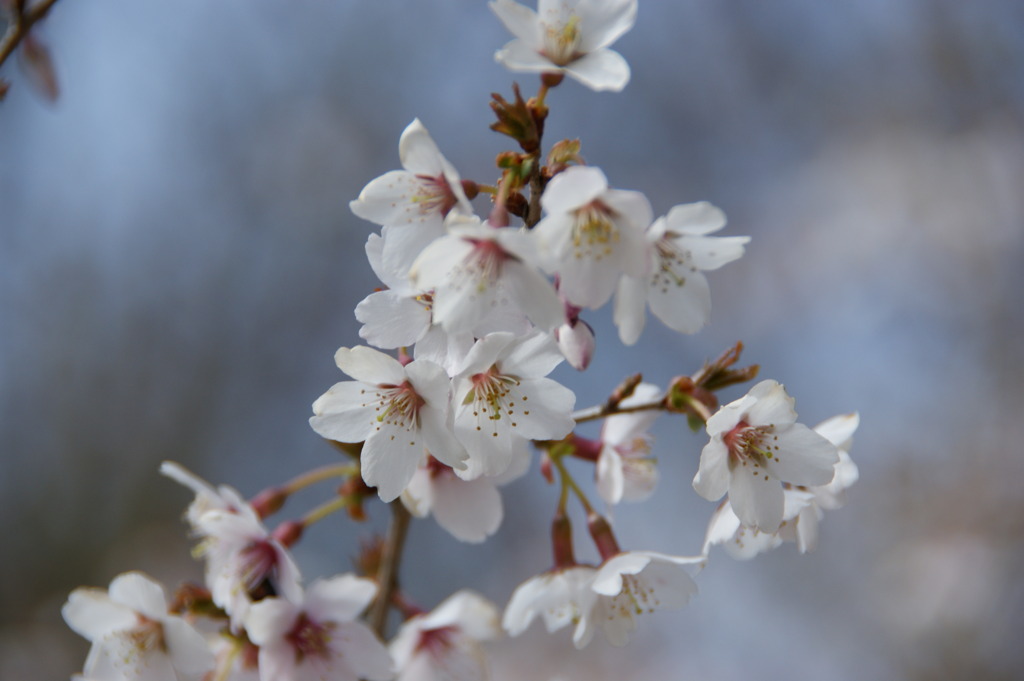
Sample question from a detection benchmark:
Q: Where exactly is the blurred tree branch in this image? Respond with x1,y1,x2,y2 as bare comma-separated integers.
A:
0,0,62,69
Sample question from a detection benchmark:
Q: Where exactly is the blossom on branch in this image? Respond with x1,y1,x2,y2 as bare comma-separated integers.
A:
246,575,394,681
390,590,501,681
693,380,840,533
62,572,214,681
614,201,749,345
452,331,576,479
595,382,661,505
411,214,563,335
533,165,651,309
490,0,638,92
310,346,467,502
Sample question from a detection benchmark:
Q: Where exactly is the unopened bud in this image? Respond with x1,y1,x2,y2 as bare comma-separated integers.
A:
554,317,595,371
249,487,287,518
272,520,303,547
461,179,480,200
587,512,621,562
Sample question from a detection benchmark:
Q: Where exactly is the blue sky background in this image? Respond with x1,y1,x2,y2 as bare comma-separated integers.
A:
2,1,1023,679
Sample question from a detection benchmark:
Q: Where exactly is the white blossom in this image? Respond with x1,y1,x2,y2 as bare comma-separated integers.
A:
246,575,394,681
693,380,841,533
410,214,563,335
703,412,860,558
62,572,214,681
533,166,651,308
614,202,749,345
595,382,661,505
309,346,466,502
390,591,501,681
452,331,575,479
402,442,530,543
490,0,638,92
502,566,598,649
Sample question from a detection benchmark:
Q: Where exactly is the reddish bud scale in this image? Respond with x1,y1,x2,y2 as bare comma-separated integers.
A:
551,512,576,569
272,520,304,547
250,488,288,518
587,512,621,562
569,433,602,462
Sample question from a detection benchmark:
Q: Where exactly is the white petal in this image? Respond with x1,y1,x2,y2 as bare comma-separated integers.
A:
765,423,840,487
309,382,379,442
335,346,405,385
361,430,425,502
245,597,299,646
577,0,638,52
563,48,631,91
684,235,750,271
431,475,503,543
648,268,711,335
490,0,542,49
355,291,430,349
692,438,730,501
422,590,501,641
613,274,648,345
499,330,564,378
62,589,136,642
729,463,784,533
350,170,438,227
332,621,395,681
107,572,167,620
502,260,564,331
745,380,798,426
494,39,560,73
664,201,726,236
540,166,608,215
398,118,445,176
596,446,625,505
164,616,216,677
813,412,860,449
306,574,378,623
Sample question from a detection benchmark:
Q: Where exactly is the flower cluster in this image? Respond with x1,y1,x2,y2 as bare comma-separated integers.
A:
62,2,860,679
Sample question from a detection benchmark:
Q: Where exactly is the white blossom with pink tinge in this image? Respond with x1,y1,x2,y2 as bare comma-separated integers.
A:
309,346,467,502
490,0,638,92
62,572,214,681
390,590,501,681
246,575,394,681
693,380,840,533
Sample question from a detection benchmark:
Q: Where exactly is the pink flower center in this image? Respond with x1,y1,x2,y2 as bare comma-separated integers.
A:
376,380,426,430
286,613,336,664
414,174,459,217
467,365,522,433
128,614,166,654
239,539,280,592
723,420,777,466
464,238,512,287
415,625,458,661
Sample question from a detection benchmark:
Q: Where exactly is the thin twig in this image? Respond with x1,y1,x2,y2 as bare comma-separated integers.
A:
368,501,412,637
572,397,666,424
0,0,62,68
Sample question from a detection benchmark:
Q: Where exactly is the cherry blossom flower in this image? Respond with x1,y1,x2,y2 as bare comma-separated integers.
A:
533,166,651,309
390,590,501,681
595,382,661,505
160,462,302,631
490,0,638,92
502,566,598,648
585,551,702,647
196,507,303,632
451,331,576,479
693,380,840,533
309,346,467,502
703,412,860,558
246,575,394,681
614,201,749,345
410,214,563,335
401,442,530,543
62,571,214,681
349,118,469,228
159,460,251,528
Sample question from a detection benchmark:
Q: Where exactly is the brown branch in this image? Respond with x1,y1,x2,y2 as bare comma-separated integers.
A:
0,0,62,68
368,500,412,637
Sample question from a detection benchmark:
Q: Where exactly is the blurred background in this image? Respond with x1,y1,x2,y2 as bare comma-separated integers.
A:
2,1,1023,679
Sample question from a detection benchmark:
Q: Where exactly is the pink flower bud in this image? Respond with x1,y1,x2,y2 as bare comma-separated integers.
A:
554,317,595,371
